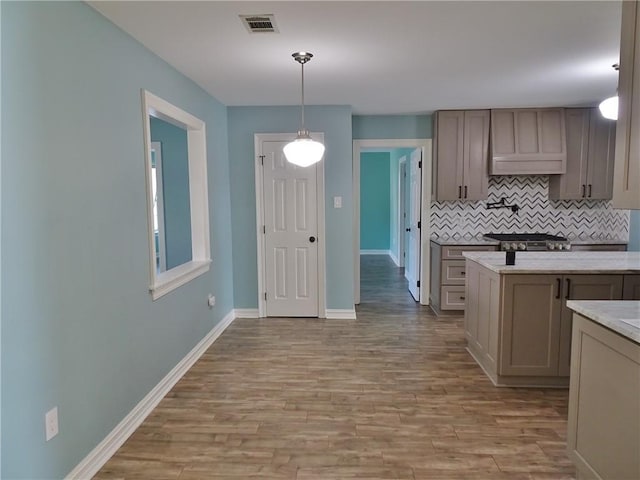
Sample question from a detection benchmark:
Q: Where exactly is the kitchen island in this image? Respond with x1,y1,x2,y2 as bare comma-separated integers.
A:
565,301,639,480
462,251,640,387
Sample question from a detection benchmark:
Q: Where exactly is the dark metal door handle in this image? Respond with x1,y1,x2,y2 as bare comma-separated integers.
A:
309,236,316,243
581,185,586,197
406,228,411,232
588,184,592,197
464,186,468,198
555,278,561,299
565,278,571,300
458,186,462,199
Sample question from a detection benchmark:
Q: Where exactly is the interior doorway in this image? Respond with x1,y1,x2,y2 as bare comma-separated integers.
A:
352,139,432,305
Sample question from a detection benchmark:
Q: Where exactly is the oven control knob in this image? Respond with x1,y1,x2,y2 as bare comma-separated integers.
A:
510,243,518,251
548,243,556,250
518,243,526,250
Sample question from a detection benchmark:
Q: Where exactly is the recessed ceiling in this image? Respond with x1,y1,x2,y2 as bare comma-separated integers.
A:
89,1,622,115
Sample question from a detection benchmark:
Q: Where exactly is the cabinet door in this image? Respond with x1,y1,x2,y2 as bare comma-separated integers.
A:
613,0,640,209
434,111,464,201
558,275,624,376
586,109,616,200
501,275,562,376
463,110,489,200
623,275,640,300
549,108,589,200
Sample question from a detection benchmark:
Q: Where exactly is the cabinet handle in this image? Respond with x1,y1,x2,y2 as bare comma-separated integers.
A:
458,186,462,199
581,185,586,198
464,186,468,198
555,278,561,299
460,296,466,300
460,271,466,276
565,278,571,300
588,184,592,198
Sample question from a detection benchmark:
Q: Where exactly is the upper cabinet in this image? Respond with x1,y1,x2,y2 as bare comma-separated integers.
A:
613,1,640,209
490,108,567,175
432,110,490,201
549,108,616,200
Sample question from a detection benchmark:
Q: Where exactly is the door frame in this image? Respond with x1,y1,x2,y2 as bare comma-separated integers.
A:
353,139,432,305
397,156,407,268
254,133,327,318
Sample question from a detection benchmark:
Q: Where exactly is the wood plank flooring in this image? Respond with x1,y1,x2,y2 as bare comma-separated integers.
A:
95,255,574,479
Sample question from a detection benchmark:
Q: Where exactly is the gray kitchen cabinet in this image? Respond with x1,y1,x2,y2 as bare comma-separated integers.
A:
549,108,616,200
623,275,640,300
465,265,624,385
567,313,640,480
429,242,497,314
557,275,624,376
613,1,640,209
432,110,490,201
491,108,567,175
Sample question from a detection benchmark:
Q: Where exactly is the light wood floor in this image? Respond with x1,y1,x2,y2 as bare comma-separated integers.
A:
95,255,574,479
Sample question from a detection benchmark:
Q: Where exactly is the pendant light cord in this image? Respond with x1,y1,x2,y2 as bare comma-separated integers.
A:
300,61,305,132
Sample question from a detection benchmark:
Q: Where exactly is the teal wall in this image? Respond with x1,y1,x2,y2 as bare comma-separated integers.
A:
629,210,640,251
1,2,234,478
149,117,192,270
228,106,354,311
353,115,432,139
360,152,391,250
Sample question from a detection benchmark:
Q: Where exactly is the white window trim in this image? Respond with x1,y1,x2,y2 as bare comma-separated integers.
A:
141,90,211,300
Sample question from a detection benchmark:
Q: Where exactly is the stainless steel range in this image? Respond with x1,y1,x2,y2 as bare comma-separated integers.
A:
483,233,571,251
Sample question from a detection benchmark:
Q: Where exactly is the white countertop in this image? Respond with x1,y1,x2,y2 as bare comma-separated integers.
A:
567,300,640,344
463,251,640,274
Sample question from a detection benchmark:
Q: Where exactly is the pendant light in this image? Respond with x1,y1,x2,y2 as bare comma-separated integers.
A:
283,52,325,167
599,63,620,120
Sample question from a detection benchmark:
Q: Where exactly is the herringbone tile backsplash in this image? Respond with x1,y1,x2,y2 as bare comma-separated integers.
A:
430,176,630,239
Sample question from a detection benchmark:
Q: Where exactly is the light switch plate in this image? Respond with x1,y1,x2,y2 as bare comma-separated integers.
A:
333,196,342,208
45,407,59,441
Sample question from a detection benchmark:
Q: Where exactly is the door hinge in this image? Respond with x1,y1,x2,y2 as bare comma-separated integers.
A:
263,225,266,234
264,292,267,301
418,160,422,168
417,221,421,229
259,155,265,165
417,280,421,287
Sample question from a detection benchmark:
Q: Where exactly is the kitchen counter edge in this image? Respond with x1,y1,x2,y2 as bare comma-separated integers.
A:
566,300,640,344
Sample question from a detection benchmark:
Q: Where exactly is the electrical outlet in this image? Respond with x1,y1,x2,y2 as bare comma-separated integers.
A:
207,294,216,308
45,407,58,441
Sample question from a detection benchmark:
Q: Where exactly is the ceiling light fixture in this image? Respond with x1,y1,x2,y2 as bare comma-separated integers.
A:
283,52,325,167
599,63,620,120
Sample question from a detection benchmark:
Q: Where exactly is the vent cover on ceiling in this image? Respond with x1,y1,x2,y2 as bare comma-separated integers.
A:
239,14,279,33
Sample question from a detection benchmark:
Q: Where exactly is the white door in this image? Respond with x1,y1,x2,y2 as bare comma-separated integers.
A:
262,140,319,317
406,148,422,301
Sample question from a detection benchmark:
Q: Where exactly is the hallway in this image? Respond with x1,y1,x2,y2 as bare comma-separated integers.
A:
95,256,574,479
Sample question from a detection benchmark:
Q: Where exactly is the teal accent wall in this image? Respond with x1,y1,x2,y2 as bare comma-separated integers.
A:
1,2,234,478
150,117,192,270
360,152,391,250
228,106,354,311
352,115,432,139
629,210,640,251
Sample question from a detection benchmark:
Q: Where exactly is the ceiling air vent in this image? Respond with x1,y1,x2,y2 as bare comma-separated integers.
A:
240,14,279,33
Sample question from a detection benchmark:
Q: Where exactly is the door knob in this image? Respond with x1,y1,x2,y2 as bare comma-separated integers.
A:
309,236,316,243
406,228,411,232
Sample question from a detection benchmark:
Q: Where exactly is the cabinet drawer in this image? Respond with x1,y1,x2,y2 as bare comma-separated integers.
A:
442,260,467,285
441,286,466,310
570,244,627,251
442,245,497,260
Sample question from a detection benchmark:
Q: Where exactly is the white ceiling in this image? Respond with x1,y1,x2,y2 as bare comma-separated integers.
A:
89,1,622,115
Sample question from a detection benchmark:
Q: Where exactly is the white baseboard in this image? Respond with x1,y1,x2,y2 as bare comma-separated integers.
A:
325,308,357,319
360,249,391,255
234,308,259,318
389,251,400,266
66,310,236,479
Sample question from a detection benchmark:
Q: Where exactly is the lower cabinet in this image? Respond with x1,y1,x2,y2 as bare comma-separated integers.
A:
567,314,640,480
623,274,640,299
465,264,624,386
430,242,498,313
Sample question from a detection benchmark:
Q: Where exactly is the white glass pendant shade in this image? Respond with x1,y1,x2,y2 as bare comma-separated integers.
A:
599,96,618,120
284,131,325,167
